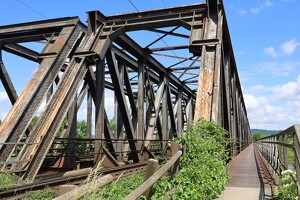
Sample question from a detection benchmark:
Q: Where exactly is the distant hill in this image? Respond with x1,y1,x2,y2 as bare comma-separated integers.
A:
251,129,280,135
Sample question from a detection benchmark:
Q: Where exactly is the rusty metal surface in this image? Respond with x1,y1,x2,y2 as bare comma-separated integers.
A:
227,144,260,188
227,144,275,190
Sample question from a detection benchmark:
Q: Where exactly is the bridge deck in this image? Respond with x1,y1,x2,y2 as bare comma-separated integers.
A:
217,144,276,200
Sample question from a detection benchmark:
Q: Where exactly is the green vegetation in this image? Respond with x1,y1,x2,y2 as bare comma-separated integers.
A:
81,173,144,200
109,118,115,132
274,170,297,200
76,120,88,154
286,136,295,168
0,172,13,191
152,119,229,200
22,188,56,200
252,132,266,141
0,172,56,199
251,129,280,135
81,119,229,200
30,116,39,127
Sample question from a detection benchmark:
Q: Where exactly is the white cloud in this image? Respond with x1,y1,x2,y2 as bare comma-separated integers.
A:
264,0,273,7
247,85,266,92
239,9,247,16
280,39,300,55
0,91,10,120
250,7,261,14
264,39,300,58
272,75,300,101
282,0,296,2
0,91,9,102
244,94,268,111
244,75,300,130
253,61,296,76
105,90,116,120
240,0,273,16
37,99,47,115
264,47,278,58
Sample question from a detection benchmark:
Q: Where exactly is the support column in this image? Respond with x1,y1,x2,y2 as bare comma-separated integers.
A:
162,76,169,149
137,58,145,142
64,95,77,169
87,89,92,153
94,59,105,165
194,0,222,123
176,89,183,137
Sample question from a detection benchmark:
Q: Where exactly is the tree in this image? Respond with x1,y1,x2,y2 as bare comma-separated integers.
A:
76,120,88,154
77,120,88,138
252,132,265,141
31,116,39,127
109,118,115,132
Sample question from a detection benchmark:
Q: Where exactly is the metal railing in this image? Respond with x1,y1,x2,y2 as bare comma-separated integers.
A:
256,125,300,198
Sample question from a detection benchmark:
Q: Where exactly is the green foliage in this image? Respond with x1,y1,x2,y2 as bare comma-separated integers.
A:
57,117,68,138
0,172,13,191
81,173,144,200
30,116,39,127
274,170,298,200
22,188,56,200
152,119,229,200
76,120,88,154
252,132,266,141
109,118,115,132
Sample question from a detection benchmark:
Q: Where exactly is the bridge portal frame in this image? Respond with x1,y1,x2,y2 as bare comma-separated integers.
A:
0,0,250,181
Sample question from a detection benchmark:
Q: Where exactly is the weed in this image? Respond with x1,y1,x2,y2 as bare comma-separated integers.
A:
81,172,144,200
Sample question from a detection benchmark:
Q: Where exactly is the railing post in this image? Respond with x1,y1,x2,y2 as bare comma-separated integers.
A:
283,134,288,167
172,141,179,156
277,135,282,174
171,142,179,176
293,129,300,199
143,159,159,198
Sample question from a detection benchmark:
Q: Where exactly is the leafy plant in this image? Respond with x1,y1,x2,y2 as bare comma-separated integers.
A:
0,172,13,191
274,170,298,200
152,119,229,200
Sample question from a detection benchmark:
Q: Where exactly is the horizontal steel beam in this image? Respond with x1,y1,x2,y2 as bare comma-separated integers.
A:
2,43,39,62
106,3,206,21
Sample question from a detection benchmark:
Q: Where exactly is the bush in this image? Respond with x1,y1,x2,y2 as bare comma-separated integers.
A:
152,119,229,199
274,170,298,200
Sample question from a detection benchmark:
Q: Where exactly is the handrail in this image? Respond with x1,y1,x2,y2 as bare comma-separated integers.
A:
124,150,182,200
256,125,300,199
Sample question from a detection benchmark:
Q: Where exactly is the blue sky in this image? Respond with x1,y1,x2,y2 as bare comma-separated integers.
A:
0,0,299,130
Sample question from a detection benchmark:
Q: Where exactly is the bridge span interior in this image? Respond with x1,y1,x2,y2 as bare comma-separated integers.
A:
0,0,253,190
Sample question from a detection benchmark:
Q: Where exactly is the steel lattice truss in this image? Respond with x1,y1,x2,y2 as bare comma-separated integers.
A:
0,0,251,181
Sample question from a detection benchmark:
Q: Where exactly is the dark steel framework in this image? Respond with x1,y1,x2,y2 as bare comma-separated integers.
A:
0,0,251,181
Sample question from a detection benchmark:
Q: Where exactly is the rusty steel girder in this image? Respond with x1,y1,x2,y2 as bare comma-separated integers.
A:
0,0,250,182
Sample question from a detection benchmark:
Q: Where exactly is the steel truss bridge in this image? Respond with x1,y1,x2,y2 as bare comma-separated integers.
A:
0,0,251,182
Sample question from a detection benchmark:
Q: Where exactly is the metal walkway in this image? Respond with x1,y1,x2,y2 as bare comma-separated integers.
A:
217,144,276,200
